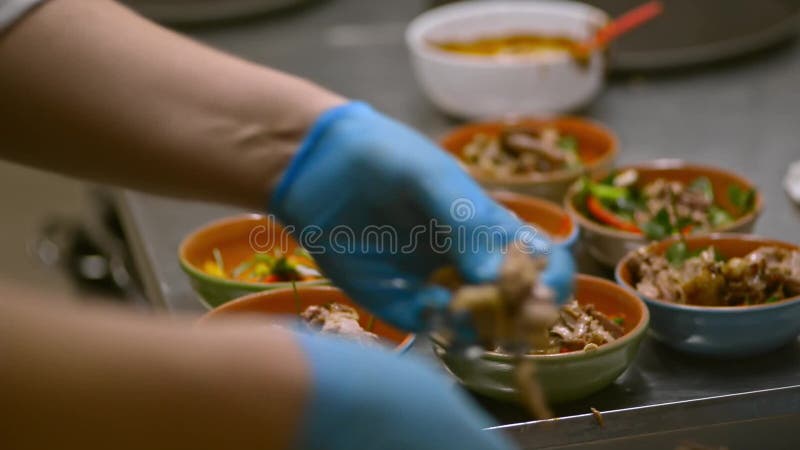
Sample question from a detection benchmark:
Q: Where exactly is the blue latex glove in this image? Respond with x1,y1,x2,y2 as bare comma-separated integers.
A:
271,102,574,331
294,332,516,450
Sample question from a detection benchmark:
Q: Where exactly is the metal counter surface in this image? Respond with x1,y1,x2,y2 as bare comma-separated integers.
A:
116,0,800,447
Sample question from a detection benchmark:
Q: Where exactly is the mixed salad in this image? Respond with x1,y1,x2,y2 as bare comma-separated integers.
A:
203,247,322,283
577,169,756,239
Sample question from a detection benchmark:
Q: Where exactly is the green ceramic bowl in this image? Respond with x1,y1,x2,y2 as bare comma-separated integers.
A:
179,214,328,309
430,274,649,404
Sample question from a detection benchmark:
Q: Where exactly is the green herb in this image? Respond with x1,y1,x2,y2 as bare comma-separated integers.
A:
689,176,714,202
588,182,630,202
665,241,688,266
675,216,695,232
612,317,625,326
557,135,580,168
766,295,780,303
253,252,274,263
708,205,733,227
641,208,673,240
366,315,376,332
600,170,618,185
728,185,755,212
212,248,225,273
711,246,727,262
557,135,578,152
272,255,298,279
611,196,641,217
664,241,703,266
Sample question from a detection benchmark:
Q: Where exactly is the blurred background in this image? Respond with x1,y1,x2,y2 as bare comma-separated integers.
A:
2,0,798,307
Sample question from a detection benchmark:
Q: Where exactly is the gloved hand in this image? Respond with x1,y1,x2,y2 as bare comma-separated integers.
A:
270,102,574,331
293,332,516,450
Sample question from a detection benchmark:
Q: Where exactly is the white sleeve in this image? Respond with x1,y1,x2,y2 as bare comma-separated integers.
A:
0,0,45,33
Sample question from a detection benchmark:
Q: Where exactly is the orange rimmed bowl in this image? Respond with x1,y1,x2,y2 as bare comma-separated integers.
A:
179,214,329,309
199,286,415,353
491,190,578,247
442,116,618,203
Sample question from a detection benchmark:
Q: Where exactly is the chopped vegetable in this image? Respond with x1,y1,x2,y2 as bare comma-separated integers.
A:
212,248,225,272
707,205,733,227
664,241,703,267
640,208,672,240
581,170,754,238
587,195,641,233
203,248,322,283
688,176,714,202
727,185,756,212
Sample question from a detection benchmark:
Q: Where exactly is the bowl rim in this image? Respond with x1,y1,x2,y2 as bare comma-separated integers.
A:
614,233,800,313
564,159,765,239
200,285,417,353
178,213,330,291
405,0,610,67
490,190,579,247
429,274,650,362
440,115,619,185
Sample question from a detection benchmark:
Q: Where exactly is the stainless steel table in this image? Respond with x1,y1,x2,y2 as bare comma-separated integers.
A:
116,1,800,448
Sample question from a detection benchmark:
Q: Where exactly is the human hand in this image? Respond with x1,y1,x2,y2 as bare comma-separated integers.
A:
270,102,574,331
293,332,517,450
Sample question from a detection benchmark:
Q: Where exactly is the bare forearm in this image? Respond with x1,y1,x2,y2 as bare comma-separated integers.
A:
0,0,344,209
0,285,310,450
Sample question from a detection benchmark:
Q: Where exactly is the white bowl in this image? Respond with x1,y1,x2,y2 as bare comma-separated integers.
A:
406,1,609,119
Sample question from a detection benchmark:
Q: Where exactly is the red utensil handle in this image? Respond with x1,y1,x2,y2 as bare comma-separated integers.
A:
593,1,664,50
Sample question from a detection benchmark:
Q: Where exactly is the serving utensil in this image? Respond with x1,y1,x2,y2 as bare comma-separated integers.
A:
577,0,664,55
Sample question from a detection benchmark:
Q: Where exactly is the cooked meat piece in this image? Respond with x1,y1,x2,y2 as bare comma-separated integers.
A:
632,245,800,307
522,300,621,354
461,127,577,176
501,129,566,164
301,303,378,344
636,178,714,231
587,306,624,338
448,245,558,351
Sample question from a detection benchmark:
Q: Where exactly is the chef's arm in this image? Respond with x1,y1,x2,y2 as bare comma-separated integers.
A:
0,0,345,210
0,285,310,450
